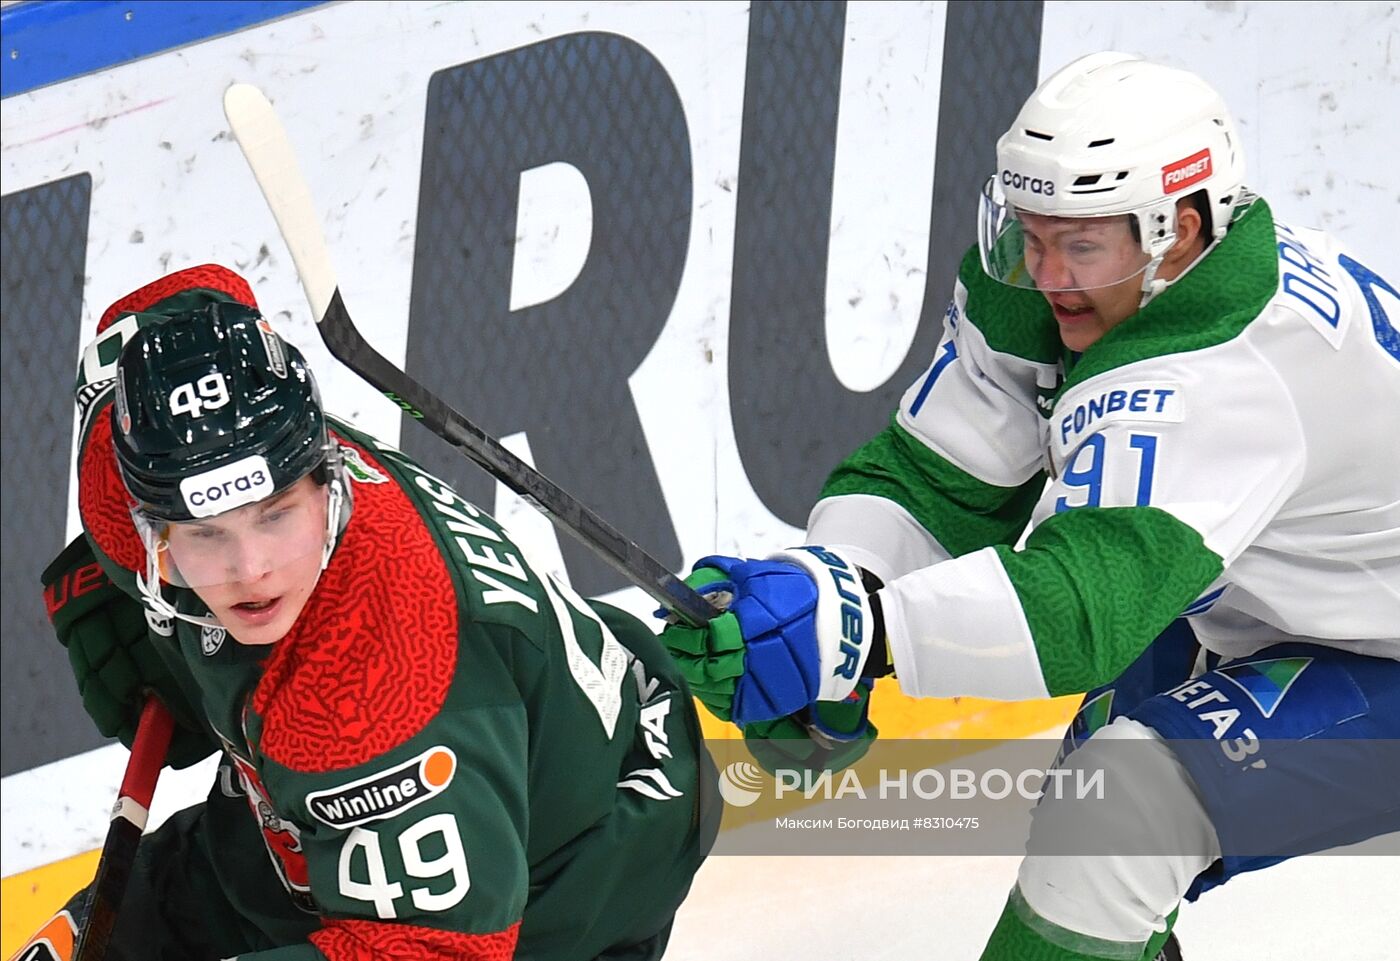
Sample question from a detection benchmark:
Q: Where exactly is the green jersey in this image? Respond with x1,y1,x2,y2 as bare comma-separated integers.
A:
74,332,717,960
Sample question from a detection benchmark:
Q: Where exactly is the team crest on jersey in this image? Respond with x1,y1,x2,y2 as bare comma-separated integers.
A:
339,444,389,485
201,625,226,655
306,746,457,829
1216,657,1312,718
218,731,316,912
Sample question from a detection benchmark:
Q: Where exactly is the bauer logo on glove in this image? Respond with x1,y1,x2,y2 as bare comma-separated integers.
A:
774,546,869,684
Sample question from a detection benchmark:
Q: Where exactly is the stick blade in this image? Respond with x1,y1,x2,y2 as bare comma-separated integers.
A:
223,83,337,322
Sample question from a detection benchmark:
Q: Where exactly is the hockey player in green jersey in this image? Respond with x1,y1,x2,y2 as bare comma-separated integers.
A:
660,52,1400,960
21,265,719,961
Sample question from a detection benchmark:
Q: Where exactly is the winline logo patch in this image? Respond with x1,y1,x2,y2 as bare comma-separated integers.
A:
306,746,457,829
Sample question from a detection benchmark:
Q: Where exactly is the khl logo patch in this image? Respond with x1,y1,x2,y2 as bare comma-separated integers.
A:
201,626,227,656
339,445,389,485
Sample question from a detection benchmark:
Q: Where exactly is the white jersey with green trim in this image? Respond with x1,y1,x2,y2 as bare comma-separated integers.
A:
808,204,1400,701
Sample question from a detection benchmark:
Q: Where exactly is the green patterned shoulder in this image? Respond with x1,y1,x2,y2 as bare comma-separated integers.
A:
1065,199,1280,390
956,245,1062,364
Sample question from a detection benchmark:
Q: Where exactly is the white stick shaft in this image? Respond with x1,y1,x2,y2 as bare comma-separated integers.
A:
223,83,337,321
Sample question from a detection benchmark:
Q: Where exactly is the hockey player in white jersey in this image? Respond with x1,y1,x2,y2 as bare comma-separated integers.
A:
660,52,1400,960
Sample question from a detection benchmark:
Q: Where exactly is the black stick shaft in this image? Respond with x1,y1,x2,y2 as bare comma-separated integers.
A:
319,291,719,628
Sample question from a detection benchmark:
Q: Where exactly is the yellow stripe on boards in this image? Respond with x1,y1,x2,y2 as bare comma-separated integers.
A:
695,679,1083,832
2,848,96,958
696,677,1080,741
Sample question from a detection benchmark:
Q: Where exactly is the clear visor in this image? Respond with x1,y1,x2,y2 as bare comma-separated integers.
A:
133,480,331,589
978,176,1152,292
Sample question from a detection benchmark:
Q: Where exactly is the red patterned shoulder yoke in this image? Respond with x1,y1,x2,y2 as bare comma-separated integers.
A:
312,918,521,961
253,434,460,772
97,264,256,333
79,410,146,576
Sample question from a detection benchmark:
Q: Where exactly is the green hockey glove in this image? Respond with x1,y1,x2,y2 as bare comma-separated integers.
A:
742,680,878,776
658,566,748,722
42,534,214,768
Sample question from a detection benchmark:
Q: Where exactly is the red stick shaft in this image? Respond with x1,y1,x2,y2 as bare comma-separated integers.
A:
73,697,174,961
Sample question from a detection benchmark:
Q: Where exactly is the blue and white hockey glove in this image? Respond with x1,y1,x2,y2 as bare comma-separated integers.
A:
659,547,885,726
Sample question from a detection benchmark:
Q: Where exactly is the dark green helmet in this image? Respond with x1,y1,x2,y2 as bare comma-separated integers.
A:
112,301,330,522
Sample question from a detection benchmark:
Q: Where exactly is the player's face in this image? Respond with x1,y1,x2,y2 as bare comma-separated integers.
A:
1017,213,1148,352
166,475,328,646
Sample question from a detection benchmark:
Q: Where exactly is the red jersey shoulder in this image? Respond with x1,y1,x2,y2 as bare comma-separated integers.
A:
254,434,461,773
97,265,254,332
311,918,520,961
78,407,146,577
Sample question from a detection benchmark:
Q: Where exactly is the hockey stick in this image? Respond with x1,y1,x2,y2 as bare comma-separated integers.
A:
222,84,718,628
72,697,174,961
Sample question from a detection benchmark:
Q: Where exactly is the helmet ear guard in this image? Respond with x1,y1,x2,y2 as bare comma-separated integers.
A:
1135,197,1184,302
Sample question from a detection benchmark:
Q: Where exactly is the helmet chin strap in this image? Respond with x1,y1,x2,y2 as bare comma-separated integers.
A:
1138,254,1170,308
136,555,223,629
320,472,350,572
1134,192,1244,310
131,508,223,628
289,465,351,623
1139,231,1223,310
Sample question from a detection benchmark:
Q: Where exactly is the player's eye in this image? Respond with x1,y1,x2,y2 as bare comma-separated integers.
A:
260,508,292,526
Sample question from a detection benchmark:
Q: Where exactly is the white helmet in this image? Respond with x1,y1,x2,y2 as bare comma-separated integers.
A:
979,52,1247,301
